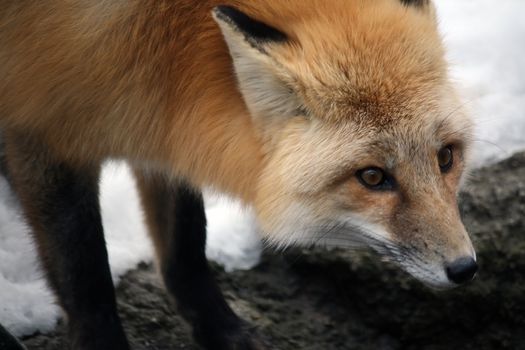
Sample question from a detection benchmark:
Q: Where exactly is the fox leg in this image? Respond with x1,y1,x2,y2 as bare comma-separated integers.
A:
134,170,261,350
3,132,129,350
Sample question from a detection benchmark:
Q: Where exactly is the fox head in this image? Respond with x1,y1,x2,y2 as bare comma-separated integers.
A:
213,0,476,288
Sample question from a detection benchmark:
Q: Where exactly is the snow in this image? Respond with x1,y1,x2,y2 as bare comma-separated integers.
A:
0,176,59,336
0,163,261,336
1,0,524,338
204,194,262,272
100,163,153,281
436,0,525,165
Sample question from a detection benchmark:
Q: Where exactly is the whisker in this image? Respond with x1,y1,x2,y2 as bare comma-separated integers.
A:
470,138,508,154
436,99,475,132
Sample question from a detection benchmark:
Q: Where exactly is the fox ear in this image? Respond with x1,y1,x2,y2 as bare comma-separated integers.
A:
212,6,303,122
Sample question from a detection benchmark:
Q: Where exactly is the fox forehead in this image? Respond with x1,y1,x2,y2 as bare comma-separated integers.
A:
255,0,445,124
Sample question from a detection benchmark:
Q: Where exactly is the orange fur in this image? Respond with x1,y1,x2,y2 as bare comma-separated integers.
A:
1,0,476,288
0,0,446,201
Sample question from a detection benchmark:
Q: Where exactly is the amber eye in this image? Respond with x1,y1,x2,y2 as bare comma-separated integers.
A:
438,145,454,172
357,167,395,190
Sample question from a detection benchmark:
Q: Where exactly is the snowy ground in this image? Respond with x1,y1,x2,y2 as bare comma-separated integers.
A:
1,0,524,338
437,0,525,165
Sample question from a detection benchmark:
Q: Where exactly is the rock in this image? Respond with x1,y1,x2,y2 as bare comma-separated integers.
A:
0,324,27,350
21,152,525,350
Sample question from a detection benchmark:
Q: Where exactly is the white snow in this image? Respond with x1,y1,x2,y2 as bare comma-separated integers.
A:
0,163,261,336
1,0,524,338
204,194,262,272
436,0,525,165
0,176,59,336
99,163,153,282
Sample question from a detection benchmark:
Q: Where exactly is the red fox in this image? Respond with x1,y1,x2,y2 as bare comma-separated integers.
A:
0,0,477,349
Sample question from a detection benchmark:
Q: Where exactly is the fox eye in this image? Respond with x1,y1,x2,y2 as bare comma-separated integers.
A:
438,145,453,172
357,167,395,190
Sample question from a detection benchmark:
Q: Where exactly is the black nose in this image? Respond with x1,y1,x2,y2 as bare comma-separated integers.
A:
445,257,478,284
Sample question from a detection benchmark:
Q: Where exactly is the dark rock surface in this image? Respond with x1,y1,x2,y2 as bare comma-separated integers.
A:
20,153,525,350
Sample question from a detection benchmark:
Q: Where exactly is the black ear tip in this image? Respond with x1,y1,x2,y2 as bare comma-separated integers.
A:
213,5,236,15
213,5,287,44
212,5,255,28
400,0,430,6
212,5,235,20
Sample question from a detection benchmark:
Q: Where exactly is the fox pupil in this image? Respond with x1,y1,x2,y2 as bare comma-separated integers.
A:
438,146,454,172
359,168,385,187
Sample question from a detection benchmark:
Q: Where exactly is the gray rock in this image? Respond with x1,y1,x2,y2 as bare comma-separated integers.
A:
21,152,525,350
0,323,27,350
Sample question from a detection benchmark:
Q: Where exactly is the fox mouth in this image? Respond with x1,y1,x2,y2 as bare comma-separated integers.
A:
304,223,468,289
375,247,477,290
397,258,456,289
274,219,475,289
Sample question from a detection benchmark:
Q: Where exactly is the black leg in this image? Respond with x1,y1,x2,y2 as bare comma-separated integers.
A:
4,133,129,350
135,172,263,350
